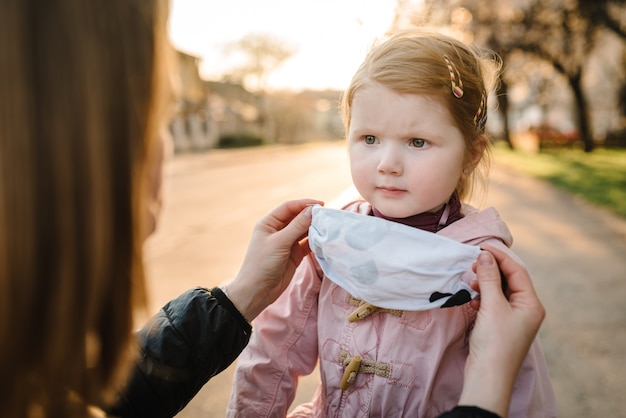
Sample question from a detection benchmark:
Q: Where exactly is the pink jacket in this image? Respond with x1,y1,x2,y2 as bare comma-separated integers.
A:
227,202,557,417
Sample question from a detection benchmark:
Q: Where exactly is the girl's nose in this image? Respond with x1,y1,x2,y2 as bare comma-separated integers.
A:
377,144,403,175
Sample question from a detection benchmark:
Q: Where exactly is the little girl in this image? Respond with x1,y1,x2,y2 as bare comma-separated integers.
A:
227,30,557,417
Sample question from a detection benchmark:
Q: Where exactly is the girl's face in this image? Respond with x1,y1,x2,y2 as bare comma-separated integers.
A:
348,80,468,219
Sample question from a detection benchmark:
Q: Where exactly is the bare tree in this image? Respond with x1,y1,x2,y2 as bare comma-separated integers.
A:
513,0,597,151
579,0,626,40
401,0,623,152
221,33,297,93
580,0,626,124
219,33,297,141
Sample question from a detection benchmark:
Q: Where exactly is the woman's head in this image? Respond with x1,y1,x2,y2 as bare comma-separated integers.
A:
0,0,172,415
341,30,500,201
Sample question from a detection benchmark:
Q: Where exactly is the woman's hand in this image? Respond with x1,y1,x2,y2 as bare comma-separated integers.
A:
459,245,546,417
224,199,322,321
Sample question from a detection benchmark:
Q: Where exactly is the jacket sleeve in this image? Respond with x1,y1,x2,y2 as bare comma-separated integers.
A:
227,255,322,417
106,287,252,418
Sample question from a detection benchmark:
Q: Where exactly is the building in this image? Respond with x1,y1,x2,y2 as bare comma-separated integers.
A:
169,50,217,153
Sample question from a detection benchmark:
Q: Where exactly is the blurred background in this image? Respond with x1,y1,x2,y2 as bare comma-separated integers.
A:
148,0,626,416
167,0,626,155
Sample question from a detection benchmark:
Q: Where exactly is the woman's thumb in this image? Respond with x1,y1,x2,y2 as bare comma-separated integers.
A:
280,205,313,243
476,251,505,300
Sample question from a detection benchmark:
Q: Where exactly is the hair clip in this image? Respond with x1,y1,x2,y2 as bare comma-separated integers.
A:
444,55,464,98
474,91,488,132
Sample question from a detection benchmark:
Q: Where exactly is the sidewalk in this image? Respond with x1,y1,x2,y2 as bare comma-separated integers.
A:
486,162,626,417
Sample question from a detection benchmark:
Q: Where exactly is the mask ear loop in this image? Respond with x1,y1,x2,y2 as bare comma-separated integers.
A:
438,204,451,231
444,55,464,98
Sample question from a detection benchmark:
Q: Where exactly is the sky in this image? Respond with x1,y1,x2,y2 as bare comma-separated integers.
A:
168,0,397,91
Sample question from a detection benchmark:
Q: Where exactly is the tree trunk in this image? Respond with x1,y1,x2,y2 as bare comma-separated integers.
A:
495,76,514,149
569,73,594,152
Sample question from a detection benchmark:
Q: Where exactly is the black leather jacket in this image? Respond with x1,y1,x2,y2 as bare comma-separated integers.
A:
107,287,251,418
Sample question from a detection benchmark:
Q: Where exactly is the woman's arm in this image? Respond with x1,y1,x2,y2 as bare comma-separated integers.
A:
107,199,321,417
107,287,251,418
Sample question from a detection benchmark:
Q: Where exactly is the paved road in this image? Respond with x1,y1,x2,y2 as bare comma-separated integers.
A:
143,142,626,417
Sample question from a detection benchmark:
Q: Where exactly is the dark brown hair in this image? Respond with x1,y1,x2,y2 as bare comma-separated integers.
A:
0,0,171,416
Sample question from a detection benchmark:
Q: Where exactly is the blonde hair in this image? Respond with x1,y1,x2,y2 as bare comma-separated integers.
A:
341,30,500,201
0,0,171,416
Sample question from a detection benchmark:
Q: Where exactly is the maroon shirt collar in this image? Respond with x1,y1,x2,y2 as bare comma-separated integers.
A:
371,191,463,233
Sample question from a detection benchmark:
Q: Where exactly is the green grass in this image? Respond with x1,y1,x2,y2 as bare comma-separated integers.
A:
492,144,626,219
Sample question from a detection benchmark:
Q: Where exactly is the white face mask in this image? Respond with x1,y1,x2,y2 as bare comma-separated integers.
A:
308,205,480,311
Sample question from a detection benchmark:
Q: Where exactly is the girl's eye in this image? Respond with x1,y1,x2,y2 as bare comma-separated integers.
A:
364,135,377,145
411,138,427,148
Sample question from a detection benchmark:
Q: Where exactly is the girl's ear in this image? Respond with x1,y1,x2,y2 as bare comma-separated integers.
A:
462,136,487,177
